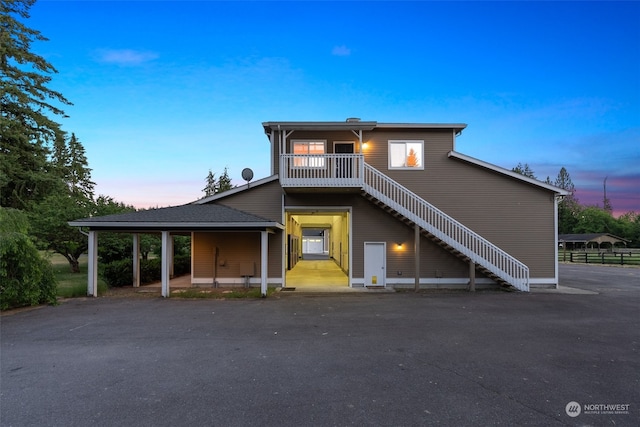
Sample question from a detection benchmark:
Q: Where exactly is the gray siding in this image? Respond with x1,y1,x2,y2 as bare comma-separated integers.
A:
215,180,284,278
216,180,283,222
285,193,470,279
360,127,556,278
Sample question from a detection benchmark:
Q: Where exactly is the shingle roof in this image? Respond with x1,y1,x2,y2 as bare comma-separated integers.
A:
558,233,629,243
69,204,283,230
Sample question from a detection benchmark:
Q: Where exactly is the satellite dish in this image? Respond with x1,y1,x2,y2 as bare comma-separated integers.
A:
241,168,254,186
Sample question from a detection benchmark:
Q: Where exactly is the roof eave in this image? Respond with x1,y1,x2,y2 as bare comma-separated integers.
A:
262,121,378,132
448,151,571,195
68,221,284,230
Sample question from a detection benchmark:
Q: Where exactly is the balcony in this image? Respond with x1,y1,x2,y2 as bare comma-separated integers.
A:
279,154,365,188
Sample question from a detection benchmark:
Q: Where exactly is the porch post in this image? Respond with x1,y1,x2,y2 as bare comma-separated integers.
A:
469,260,476,292
261,230,268,297
414,224,420,292
170,235,175,278
132,233,140,287
161,231,171,297
87,230,98,297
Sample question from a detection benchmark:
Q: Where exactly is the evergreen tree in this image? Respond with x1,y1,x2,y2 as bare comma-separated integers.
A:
50,132,95,199
202,167,234,197
203,170,216,196
602,176,612,214
512,162,536,179
554,167,580,234
0,0,72,209
217,166,233,193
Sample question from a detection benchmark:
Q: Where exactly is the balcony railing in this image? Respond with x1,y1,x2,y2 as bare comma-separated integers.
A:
280,154,365,187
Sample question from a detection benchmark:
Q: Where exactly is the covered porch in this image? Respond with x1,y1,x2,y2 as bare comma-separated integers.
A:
69,204,284,298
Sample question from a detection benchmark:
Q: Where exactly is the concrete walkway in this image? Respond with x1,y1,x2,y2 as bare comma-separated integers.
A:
285,259,350,291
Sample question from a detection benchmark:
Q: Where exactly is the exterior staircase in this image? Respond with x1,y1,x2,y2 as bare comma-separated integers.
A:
362,163,529,291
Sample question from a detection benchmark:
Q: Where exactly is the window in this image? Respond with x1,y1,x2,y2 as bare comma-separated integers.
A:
388,140,424,169
293,141,325,167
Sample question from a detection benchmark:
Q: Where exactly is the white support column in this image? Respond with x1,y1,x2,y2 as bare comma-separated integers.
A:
261,230,268,297
161,231,171,297
414,224,421,292
169,235,175,278
87,231,98,297
554,196,560,289
132,234,140,287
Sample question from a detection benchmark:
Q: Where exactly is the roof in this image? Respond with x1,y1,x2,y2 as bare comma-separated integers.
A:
448,151,571,195
69,204,284,231
262,120,467,134
558,233,629,244
194,175,279,205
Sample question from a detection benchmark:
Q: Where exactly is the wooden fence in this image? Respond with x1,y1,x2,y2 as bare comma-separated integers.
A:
559,251,639,266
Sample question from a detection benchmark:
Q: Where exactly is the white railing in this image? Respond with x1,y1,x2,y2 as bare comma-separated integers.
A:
363,164,529,291
280,154,365,187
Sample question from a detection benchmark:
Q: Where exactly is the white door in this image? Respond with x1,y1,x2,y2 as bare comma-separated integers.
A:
364,242,386,287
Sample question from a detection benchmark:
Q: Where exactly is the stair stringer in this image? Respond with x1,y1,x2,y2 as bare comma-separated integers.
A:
362,164,529,291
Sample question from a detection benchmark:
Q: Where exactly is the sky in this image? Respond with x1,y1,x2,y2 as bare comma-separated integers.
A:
28,0,640,216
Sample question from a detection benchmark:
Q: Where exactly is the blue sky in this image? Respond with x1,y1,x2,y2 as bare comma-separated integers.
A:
30,1,639,216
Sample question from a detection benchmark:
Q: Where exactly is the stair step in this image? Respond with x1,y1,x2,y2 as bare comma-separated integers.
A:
360,186,526,291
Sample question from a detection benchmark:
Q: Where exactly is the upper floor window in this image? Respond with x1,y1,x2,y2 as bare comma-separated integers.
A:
388,140,424,170
293,140,325,167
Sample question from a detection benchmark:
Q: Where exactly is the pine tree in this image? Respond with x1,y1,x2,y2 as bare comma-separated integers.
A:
217,166,233,193
0,0,72,209
554,167,580,234
512,162,536,179
50,132,94,200
65,133,94,199
203,170,216,196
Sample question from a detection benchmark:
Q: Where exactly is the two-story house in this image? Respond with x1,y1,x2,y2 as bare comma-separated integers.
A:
71,119,569,297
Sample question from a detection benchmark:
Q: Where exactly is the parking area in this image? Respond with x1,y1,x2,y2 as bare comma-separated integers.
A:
1,264,638,426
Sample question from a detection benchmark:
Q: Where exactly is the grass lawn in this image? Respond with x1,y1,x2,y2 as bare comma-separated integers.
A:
45,252,108,298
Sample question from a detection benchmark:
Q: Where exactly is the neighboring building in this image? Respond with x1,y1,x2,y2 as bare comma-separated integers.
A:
558,233,630,251
70,119,569,297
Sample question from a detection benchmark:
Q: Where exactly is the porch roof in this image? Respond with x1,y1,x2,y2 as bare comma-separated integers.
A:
558,233,629,245
69,203,284,231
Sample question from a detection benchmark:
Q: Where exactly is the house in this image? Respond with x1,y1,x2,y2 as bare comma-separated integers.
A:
70,119,570,297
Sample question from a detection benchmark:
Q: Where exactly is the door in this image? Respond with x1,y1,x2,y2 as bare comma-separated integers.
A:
334,142,354,178
364,242,386,287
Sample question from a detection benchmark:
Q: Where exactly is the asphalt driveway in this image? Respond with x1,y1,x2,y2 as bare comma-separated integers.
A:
1,264,638,426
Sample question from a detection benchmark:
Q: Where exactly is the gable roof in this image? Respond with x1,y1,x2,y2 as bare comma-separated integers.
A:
448,151,571,195
558,233,629,244
69,204,283,231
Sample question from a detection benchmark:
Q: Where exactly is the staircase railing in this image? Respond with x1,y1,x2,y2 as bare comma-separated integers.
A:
363,164,529,291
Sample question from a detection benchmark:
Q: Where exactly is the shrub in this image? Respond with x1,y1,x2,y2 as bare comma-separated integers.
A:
100,256,191,288
174,254,191,276
101,259,133,287
0,209,57,310
140,258,161,284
